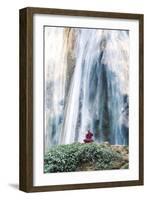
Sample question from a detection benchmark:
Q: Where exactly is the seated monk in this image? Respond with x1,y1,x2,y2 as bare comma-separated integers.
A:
83,130,94,143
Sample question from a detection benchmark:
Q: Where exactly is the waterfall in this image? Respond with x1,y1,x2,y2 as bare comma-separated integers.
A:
45,27,129,152
44,27,68,151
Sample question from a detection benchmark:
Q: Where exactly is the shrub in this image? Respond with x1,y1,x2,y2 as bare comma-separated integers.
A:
44,142,126,173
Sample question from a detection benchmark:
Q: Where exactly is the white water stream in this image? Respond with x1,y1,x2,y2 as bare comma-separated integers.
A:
45,27,129,152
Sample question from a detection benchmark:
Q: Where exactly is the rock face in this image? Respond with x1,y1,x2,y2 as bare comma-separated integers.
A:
106,143,129,170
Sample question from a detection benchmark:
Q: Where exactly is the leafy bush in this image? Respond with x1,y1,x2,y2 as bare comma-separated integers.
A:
44,142,127,173
44,143,80,173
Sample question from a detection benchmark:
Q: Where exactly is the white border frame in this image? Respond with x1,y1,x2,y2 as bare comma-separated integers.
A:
33,14,139,186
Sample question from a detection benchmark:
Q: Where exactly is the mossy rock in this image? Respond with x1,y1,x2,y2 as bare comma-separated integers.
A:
121,163,129,169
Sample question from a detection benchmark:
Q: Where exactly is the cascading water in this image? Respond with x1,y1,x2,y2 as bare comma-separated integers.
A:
45,27,129,152
44,28,68,151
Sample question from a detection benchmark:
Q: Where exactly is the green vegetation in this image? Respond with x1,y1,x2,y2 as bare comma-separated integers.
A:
44,142,129,173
